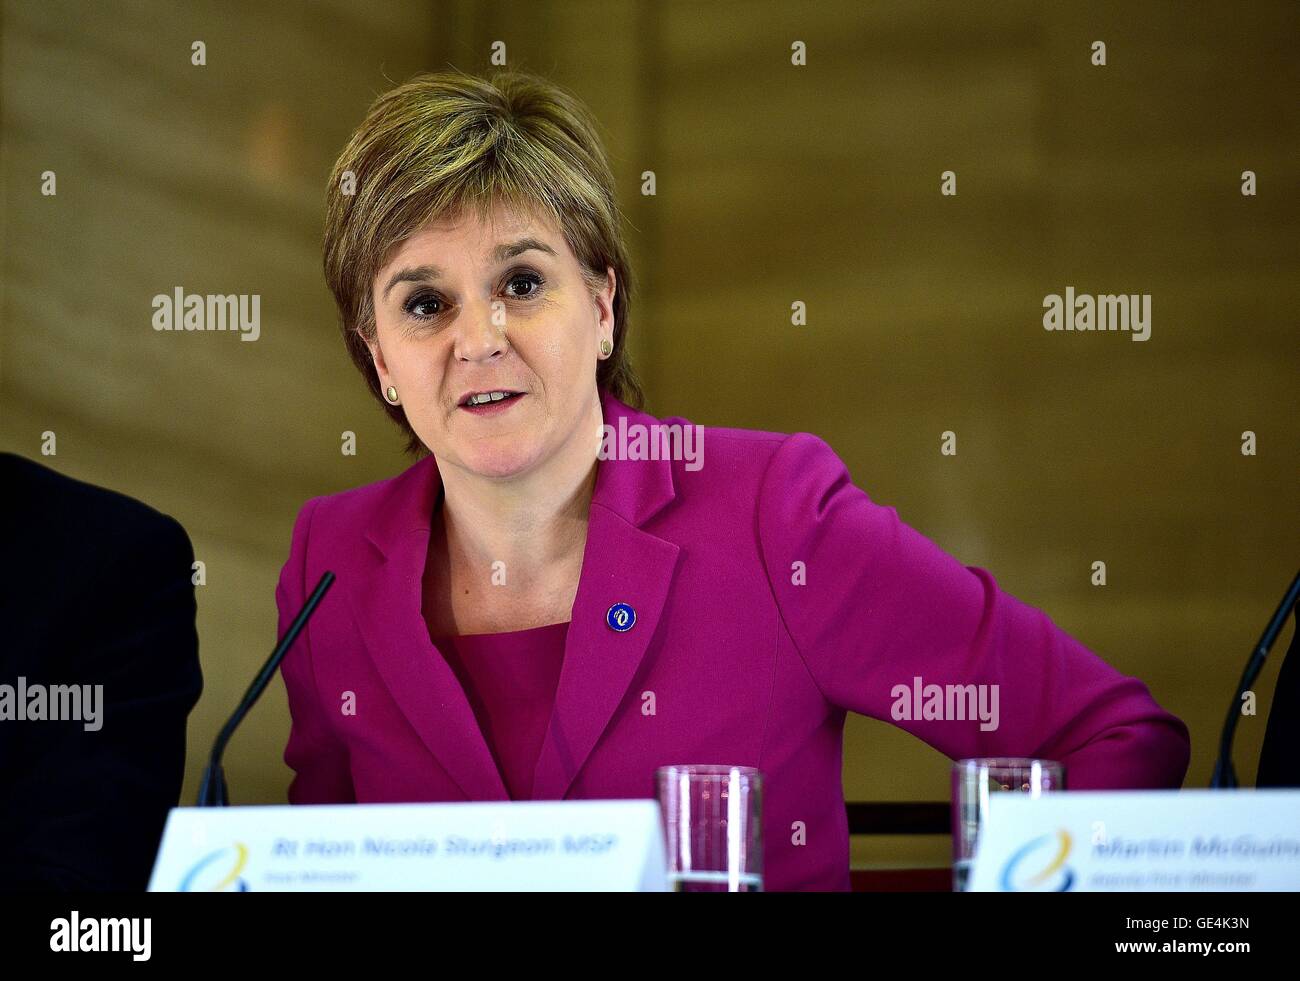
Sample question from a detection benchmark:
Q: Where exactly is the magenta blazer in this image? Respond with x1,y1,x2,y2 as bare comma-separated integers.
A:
277,389,1191,891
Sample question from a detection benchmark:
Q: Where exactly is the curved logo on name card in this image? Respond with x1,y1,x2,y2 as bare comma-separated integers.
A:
179,843,251,892
999,829,1075,891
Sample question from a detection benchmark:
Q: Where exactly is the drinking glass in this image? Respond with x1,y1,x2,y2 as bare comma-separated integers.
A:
951,757,1064,891
656,764,763,892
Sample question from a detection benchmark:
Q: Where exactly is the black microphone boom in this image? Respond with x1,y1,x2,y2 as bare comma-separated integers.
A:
196,571,336,806
1210,568,1300,789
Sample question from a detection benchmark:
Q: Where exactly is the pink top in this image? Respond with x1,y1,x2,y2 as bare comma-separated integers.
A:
429,622,569,801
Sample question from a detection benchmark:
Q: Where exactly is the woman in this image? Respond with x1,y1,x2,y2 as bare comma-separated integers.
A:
278,69,1190,891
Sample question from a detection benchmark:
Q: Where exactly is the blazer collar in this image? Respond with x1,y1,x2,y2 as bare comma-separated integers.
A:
349,389,682,802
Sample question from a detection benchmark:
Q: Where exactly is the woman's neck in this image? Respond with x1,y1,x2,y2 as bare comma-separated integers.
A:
434,396,602,584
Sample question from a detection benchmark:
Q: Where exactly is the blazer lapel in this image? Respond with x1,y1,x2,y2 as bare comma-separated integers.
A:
346,391,681,804
348,457,510,802
530,391,682,800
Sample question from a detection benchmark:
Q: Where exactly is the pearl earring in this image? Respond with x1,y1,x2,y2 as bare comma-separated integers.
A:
385,386,399,404
600,339,612,357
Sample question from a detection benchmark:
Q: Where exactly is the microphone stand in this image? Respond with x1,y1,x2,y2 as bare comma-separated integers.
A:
1209,569,1300,789
196,571,336,806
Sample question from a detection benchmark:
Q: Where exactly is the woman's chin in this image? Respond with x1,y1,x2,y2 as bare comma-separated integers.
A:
456,443,543,481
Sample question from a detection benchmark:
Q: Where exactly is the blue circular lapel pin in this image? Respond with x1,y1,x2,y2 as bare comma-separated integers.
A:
606,602,636,632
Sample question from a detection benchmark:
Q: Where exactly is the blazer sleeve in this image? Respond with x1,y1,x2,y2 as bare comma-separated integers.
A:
757,432,1191,789
277,497,355,804
0,511,202,891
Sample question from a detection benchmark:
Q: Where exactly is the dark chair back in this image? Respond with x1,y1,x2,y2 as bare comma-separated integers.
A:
846,801,951,892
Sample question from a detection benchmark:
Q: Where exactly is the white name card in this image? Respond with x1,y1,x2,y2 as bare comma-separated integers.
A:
967,789,1300,891
148,799,668,891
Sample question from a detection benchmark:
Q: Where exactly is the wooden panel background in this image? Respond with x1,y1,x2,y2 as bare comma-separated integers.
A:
2,0,1296,873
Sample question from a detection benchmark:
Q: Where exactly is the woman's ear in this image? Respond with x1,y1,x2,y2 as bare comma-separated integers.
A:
596,265,617,350
360,326,391,388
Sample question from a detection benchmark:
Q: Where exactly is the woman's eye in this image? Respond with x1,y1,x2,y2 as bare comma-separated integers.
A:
403,274,540,320
404,293,442,318
506,272,544,299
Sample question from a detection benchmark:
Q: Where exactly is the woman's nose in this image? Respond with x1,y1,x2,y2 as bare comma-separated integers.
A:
452,300,507,362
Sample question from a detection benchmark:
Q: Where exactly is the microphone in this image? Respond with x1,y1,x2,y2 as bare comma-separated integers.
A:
1209,568,1300,789
196,571,336,806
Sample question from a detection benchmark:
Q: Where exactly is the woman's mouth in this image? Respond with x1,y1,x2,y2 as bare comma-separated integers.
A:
458,390,526,416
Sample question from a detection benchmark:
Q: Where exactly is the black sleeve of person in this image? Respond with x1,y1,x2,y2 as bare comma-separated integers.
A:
1257,608,1300,788
0,454,204,891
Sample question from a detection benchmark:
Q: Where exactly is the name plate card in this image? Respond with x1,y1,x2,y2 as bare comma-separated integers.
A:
967,789,1300,891
149,799,668,891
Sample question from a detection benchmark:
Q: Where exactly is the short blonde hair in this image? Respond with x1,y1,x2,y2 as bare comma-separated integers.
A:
323,69,642,455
